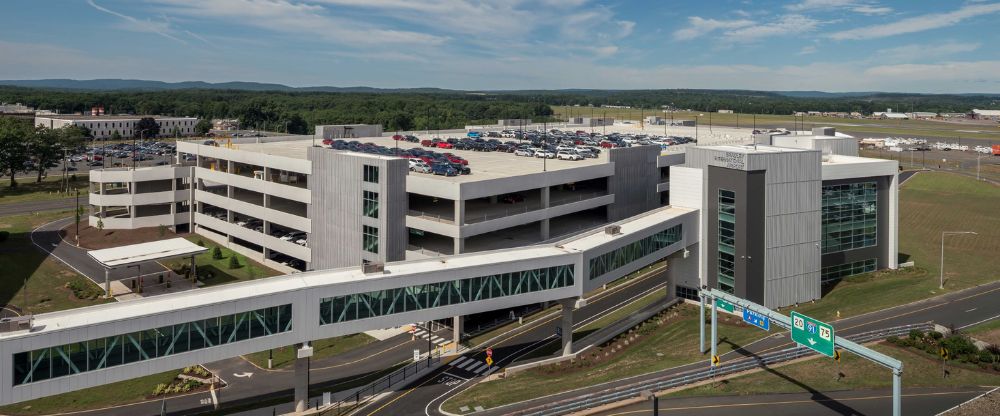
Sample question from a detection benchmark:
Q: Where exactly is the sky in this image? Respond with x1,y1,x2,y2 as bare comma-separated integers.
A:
1,0,999,93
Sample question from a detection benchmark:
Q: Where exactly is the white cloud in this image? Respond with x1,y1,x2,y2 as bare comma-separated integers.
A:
672,17,754,40
722,14,822,43
876,42,980,62
87,0,186,43
799,45,818,55
828,3,1000,40
786,0,893,15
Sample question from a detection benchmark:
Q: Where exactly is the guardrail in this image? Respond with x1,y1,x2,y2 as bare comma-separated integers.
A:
508,322,933,416
320,353,442,416
464,191,607,224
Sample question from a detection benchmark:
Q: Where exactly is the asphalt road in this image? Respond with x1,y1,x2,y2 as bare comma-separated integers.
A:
334,268,673,416
447,280,1000,416
596,387,992,416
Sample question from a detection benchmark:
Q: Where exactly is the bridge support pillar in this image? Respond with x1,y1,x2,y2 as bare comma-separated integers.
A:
558,298,577,356
294,343,313,414
452,316,463,350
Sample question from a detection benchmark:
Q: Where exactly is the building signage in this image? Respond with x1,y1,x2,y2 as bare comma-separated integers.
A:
713,152,746,170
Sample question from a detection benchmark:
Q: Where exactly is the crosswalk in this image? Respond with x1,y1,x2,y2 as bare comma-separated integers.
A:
412,327,450,347
449,356,496,376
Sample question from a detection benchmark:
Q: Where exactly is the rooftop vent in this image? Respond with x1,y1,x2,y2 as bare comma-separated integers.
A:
605,225,621,236
362,263,385,274
0,315,32,333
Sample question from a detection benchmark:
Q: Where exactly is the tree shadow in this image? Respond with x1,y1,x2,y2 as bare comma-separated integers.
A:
0,230,60,315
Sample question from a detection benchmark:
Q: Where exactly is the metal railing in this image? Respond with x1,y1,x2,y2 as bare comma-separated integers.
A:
407,210,455,224
464,191,607,224
320,353,442,416
509,322,932,416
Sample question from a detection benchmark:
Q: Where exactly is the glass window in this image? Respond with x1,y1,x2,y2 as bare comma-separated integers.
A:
363,190,379,219
717,189,736,294
821,259,876,284
821,182,877,254
11,304,292,386
363,225,379,254
321,264,575,325
587,224,682,280
363,165,379,183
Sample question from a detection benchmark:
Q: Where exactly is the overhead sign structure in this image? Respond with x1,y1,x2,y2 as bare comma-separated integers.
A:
716,298,735,313
791,311,835,357
742,309,770,331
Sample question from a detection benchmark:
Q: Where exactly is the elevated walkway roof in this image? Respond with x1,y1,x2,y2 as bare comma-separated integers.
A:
87,238,207,268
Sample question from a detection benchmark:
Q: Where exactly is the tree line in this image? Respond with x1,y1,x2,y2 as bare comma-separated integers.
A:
0,118,86,188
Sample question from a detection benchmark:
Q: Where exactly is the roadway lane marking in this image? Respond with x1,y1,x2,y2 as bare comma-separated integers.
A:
965,308,977,312
450,357,470,368
482,366,497,377
602,390,989,415
957,313,1000,330
472,364,492,375
441,371,469,381
456,359,475,370
466,362,485,373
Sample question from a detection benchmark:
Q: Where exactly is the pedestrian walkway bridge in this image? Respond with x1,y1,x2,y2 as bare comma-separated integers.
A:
0,206,697,405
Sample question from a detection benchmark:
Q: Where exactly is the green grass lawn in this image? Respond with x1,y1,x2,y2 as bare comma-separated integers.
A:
965,318,1000,346
0,210,111,314
786,172,999,322
0,175,88,206
243,333,377,369
668,342,999,398
0,369,183,415
164,236,281,287
442,305,769,413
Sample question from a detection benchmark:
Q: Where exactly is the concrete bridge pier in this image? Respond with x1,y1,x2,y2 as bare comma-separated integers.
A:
294,342,313,414
559,297,586,356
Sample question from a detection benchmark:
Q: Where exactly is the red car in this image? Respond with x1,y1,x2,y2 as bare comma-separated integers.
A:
420,139,434,147
446,155,467,165
322,138,333,145
392,134,404,140
419,156,436,164
600,141,614,148
436,142,454,149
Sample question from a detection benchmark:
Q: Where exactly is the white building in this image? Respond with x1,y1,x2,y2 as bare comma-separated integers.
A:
34,115,200,139
970,109,1000,120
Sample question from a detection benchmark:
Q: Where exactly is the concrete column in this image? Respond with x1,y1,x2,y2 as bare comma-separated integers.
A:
452,316,463,348
104,268,111,298
540,187,551,240
454,199,465,225
558,298,576,356
453,237,464,255
169,177,177,232
190,255,197,283
294,343,313,414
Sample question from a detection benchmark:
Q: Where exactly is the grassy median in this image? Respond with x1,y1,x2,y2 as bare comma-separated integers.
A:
0,175,88,206
442,304,769,413
668,342,999,398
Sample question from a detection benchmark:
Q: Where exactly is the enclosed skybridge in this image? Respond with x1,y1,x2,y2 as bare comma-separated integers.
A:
0,207,697,405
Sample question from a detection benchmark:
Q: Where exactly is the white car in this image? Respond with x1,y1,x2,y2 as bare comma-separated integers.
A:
556,145,576,152
557,151,583,161
514,148,534,157
281,231,305,241
534,150,556,158
409,160,432,173
295,238,307,247
576,149,596,158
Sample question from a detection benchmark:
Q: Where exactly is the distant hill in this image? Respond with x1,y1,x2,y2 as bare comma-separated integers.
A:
0,79,459,94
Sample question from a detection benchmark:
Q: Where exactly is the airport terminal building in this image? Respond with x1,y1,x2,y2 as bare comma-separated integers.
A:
86,126,897,308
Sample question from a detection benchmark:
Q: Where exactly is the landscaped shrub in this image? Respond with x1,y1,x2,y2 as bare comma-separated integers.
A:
978,349,995,364
228,254,240,269
197,239,205,247
908,329,923,340
941,335,978,358
886,335,899,344
929,331,944,340
211,246,223,260
65,279,102,300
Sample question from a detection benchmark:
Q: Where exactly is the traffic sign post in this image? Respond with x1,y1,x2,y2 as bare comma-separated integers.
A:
791,311,835,357
711,355,720,366
742,309,770,331
716,298,735,313
486,356,493,366
486,348,493,358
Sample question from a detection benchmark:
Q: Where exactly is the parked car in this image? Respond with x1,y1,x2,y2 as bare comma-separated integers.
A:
420,139,434,147
392,134,404,140
435,142,454,149
514,148,534,157
557,151,583,161
409,160,432,173
534,150,556,158
431,163,458,176
280,231,306,242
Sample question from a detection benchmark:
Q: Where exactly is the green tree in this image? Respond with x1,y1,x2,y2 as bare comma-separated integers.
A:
134,117,160,139
0,118,32,188
111,130,122,142
228,254,240,269
211,246,222,260
28,126,61,183
195,119,212,136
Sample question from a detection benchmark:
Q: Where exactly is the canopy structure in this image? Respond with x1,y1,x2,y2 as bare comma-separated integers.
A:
87,238,207,297
88,238,207,268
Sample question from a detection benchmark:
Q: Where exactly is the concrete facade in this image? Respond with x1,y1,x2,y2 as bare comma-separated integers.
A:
34,115,199,139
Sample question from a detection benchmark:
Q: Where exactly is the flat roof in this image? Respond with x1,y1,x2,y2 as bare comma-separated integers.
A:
88,238,208,268
698,144,812,154
35,115,196,120
233,135,609,183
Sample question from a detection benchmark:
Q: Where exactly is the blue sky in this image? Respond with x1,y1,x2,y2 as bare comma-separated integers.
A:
1,0,999,92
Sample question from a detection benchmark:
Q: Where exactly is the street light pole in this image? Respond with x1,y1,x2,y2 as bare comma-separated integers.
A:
940,231,977,289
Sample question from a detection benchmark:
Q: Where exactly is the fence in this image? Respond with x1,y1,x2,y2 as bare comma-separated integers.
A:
320,353,442,416
508,322,933,416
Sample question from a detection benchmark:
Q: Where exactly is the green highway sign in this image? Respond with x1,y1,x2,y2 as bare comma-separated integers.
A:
791,311,835,357
715,298,735,313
